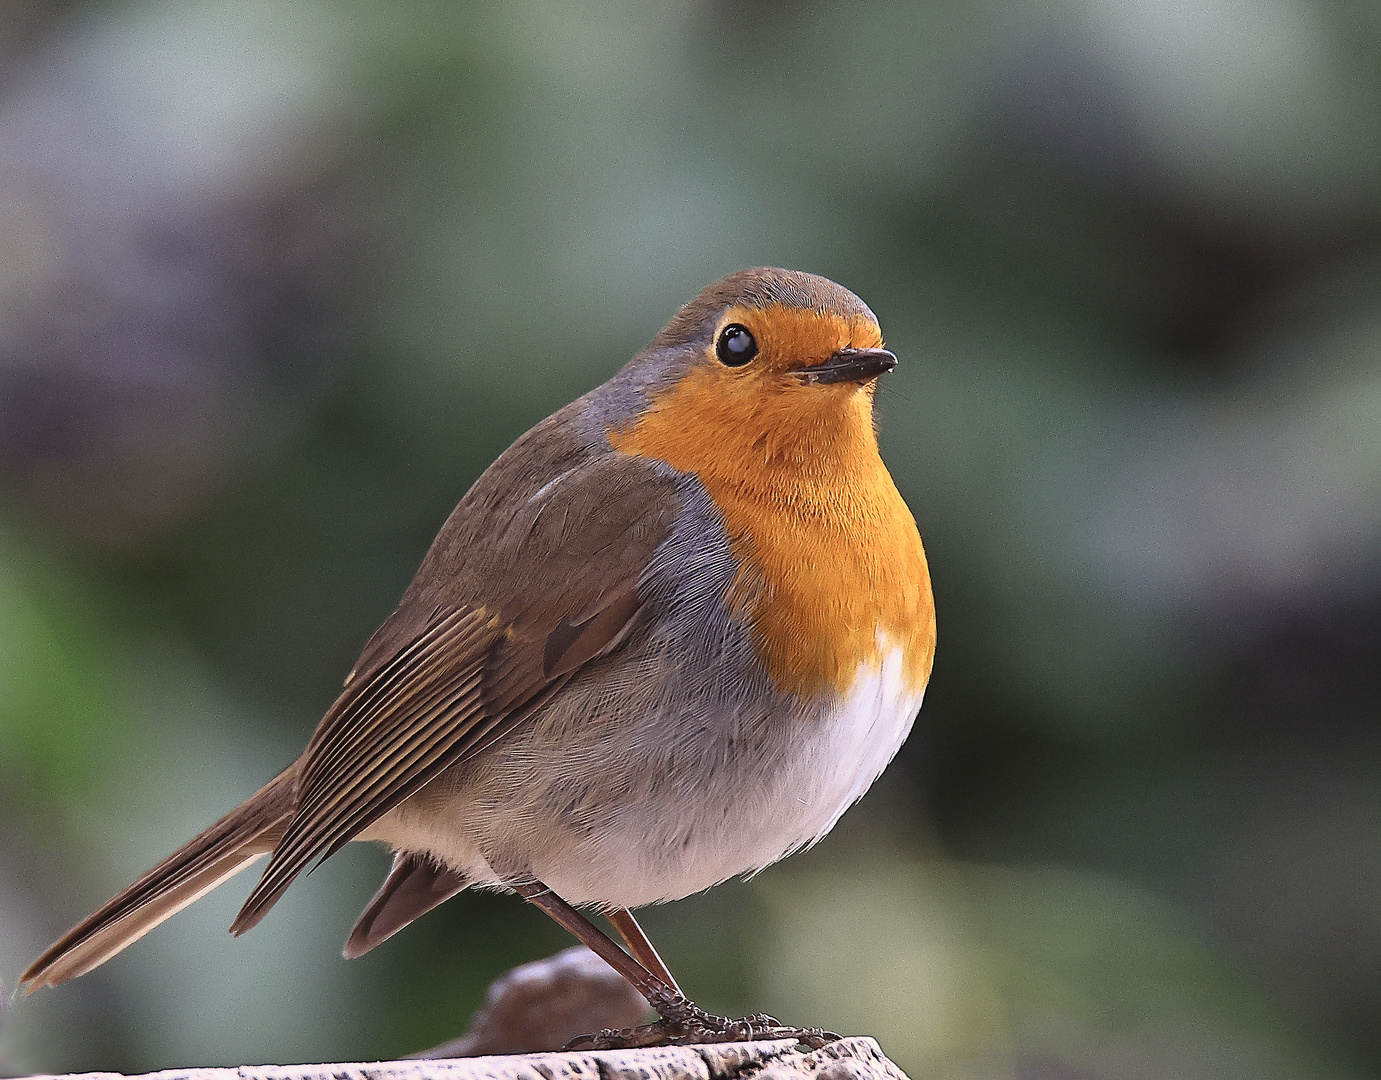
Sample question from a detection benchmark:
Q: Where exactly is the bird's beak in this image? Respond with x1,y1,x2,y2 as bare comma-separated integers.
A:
796,347,898,385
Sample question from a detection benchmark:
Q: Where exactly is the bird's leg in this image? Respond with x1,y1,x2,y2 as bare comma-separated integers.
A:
512,880,839,1051
511,881,677,1010
608,907,683,997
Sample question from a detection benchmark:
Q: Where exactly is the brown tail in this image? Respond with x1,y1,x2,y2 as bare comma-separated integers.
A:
20,767,297,992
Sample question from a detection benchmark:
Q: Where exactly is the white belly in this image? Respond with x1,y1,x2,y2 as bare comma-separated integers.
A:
371,638,925,908
743,641,925,865
556,639,925,906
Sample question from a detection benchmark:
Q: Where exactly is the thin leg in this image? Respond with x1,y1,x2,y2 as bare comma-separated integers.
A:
608,908,683,997
513,879,838,1051
511,881,678,1012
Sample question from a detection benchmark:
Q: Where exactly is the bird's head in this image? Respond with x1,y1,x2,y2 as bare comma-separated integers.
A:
603,268,897,478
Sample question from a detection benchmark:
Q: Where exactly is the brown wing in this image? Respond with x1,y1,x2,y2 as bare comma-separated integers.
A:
232,441,678,934
342,852,468,959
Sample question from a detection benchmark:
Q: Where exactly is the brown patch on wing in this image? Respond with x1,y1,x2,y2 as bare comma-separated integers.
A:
233,440,678,934
542,583,642,679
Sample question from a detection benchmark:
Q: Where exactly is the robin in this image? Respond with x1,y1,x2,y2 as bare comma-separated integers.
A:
20,268,936,1049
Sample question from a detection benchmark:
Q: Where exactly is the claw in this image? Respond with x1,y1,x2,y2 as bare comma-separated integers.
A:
562,1002,840,1051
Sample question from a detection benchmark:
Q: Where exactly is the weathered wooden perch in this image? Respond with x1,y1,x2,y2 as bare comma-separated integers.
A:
22,1037,910,1080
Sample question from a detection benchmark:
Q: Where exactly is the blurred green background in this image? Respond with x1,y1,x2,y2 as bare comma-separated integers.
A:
1,1,1379,1077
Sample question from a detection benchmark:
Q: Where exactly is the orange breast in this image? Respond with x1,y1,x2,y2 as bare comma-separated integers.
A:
608,337,935,700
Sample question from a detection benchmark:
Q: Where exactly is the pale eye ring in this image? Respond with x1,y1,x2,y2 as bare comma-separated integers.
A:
716,324,758,367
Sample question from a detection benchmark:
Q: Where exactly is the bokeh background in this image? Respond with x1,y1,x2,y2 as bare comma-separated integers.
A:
1,1,1379,1077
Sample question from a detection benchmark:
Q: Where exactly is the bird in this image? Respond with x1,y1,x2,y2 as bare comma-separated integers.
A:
20,267,936,1048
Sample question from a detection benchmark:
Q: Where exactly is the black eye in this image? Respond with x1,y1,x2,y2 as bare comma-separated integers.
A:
716,324,758,367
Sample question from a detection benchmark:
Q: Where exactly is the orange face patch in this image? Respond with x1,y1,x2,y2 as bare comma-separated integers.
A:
608,305,935,700
722,302,884,371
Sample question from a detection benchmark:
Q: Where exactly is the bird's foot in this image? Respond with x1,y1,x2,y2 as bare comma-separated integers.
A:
563,997,839,1051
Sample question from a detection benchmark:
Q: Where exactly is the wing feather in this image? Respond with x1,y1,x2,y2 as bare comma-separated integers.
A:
23,418,688,988
233,453,682,936
299,609,488,798
232,611,496,932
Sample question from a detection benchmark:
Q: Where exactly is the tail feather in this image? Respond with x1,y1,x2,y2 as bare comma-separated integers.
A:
20,768,297,992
